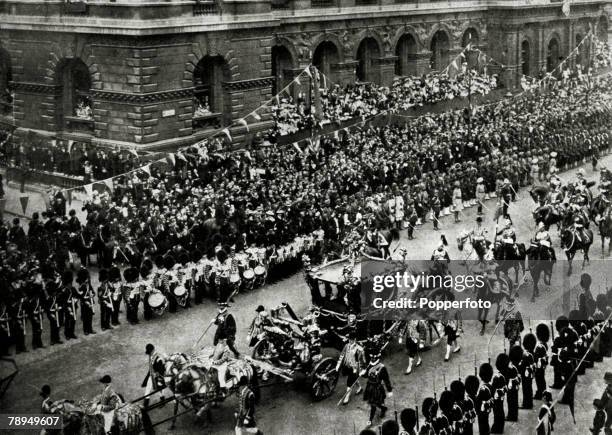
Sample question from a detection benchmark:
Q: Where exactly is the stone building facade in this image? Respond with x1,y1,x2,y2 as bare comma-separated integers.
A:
0,0,609,151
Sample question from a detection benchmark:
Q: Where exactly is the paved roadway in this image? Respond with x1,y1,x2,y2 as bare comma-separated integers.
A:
3,154,612,435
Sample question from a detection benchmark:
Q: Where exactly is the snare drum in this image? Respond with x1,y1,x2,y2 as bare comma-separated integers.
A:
173,285,188,307
148,291,168,316
254,265,266,276
243,269,255,280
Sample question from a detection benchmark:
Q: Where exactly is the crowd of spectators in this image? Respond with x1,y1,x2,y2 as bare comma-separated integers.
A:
270,67,499,137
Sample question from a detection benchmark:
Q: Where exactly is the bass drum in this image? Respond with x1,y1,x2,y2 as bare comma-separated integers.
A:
254,265,266,287
172,285,188,307
242,269,255,290
148,291,168,316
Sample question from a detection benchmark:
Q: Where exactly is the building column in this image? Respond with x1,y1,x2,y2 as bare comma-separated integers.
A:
374,56,398,86
415,51,432,75
331,61,359,86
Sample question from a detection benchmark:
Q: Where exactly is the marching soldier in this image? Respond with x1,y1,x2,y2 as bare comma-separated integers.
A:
98,269,113,330
234,376,259,435
362,349,393,427
402,320,422,375
476,177,486,216
212,302,240,357
76,269,96,335
61,271,78,341
431,192,441,231
28,282,45,350
452,181,463,223
142,343,166,409
335,331,366,405
443,308,462,362
12,289,28,353
406,198,418,239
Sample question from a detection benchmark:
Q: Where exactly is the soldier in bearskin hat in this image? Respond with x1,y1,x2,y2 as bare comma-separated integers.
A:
109,266,122,326
506,345,522,421
399,408,417,435
27,278,45,350
491,353,508,433
11,286,28,353
45,273,63,345
76,268,96,335
362,349,393,427
550,316,569,389
451,378,476,435
140,265,154,320
534,323,550,400
591,372,612,434
97,269,113,330
439,389,461,435
476,362,494,435
123,267,140,325
519,332,536,409
419,397,437,434
60,270,78,341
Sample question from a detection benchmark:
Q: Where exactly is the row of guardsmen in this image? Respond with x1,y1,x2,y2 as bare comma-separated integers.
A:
0,246,268,354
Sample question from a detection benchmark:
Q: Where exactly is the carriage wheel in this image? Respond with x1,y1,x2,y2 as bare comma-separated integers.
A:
309,357,339,401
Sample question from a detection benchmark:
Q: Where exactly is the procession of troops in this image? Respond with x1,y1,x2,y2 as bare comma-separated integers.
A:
1,41,612,434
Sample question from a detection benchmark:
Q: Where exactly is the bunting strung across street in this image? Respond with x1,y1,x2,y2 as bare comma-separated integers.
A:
19,196,29,215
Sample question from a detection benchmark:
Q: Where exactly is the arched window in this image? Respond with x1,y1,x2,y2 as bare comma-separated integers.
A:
0,48,12,116
355,37,381,83
395,34,417,77
313,41,339,84
193,55,231,125
430,31,450,71
521,40,530,76
57,59,92,130
271,45,294,95
547,38,560,73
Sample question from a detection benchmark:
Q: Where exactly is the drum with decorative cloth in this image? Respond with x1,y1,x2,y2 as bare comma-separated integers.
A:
173,285,188,307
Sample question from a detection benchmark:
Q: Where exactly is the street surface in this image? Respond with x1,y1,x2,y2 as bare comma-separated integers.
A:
2,154,612,434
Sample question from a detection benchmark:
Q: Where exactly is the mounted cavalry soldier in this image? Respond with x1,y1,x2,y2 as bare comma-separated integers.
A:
335,331,366,405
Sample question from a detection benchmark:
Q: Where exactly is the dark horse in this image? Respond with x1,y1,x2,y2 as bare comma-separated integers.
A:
560,227,593,275
532,204,564,231
493,241,526,285
526,242,556,302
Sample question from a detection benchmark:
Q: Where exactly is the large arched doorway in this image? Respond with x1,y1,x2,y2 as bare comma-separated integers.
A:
0,48,12,115
521,40,531,76
395,34,417,77
313,41,339,84
56,58,92,129
546,37,560,73
355,37,381,83
430,30,450,71
193,55,231,124
271,45,294,95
